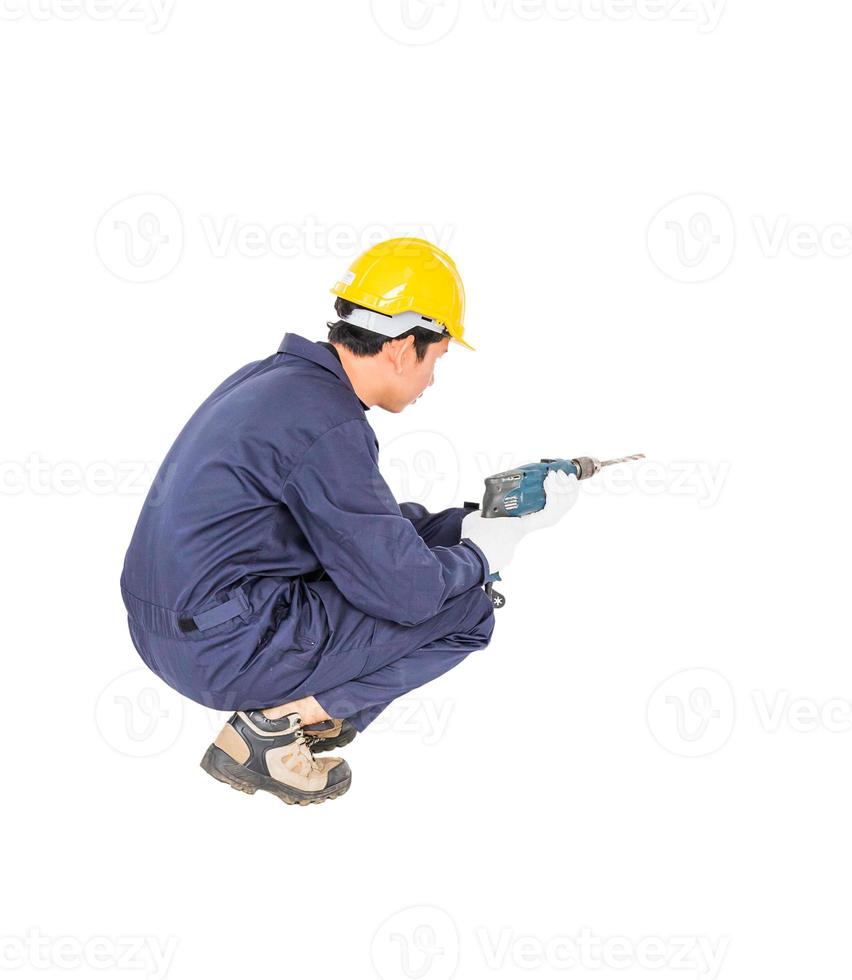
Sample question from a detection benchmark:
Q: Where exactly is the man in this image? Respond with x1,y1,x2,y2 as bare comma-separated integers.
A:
120,238,576,806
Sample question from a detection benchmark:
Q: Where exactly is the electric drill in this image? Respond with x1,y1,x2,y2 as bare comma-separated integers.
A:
480,453,644,607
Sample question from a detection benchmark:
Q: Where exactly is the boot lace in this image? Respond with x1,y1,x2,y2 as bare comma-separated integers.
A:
289,725,321,774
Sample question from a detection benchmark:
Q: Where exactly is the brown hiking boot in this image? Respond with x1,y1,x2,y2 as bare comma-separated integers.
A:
200,710,351,806
303,717,357,754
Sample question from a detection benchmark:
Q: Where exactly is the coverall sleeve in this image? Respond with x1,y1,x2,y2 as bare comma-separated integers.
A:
398,502,479,548
281,420,490,627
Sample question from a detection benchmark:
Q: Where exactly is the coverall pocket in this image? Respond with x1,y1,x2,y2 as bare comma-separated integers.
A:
254,619,318,657
252,585,328,660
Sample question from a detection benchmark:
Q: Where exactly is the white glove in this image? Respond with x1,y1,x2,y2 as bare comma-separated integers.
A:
461,469,578,575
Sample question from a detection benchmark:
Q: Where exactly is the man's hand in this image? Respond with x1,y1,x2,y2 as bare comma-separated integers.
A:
461,470,578,575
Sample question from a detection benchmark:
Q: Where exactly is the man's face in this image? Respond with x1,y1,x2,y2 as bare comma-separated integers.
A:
380,336,450,413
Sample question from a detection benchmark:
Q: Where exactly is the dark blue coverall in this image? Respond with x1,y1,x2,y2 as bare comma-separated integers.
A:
120,333,495,731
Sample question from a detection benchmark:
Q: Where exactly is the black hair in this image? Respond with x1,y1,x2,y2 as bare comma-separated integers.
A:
327,297,447,362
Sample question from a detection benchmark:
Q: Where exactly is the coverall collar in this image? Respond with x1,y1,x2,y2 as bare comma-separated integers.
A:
277,333,368,411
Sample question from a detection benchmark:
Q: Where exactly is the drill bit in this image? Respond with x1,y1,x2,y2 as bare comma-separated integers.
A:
600,453,646,467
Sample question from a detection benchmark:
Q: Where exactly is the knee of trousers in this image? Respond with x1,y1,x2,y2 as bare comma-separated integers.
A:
457,586,496,649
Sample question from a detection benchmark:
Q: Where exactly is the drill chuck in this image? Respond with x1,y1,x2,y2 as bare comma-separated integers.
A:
570,457,602,480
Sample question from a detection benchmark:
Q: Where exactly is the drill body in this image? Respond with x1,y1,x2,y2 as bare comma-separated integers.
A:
481,455,640,518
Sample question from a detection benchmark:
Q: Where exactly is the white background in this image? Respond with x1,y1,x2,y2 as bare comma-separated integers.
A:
2,2,850,978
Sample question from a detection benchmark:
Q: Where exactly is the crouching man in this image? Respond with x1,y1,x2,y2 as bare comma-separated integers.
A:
120,238,575,806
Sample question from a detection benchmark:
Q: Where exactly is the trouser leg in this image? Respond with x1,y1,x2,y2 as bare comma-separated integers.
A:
312,582,495,731
337,509,494,730
316,642,475,733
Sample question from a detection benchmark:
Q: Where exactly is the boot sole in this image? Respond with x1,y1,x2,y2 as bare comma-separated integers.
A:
199,744,351,806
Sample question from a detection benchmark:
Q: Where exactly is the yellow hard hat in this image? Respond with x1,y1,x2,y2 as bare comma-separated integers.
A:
331,237,474,351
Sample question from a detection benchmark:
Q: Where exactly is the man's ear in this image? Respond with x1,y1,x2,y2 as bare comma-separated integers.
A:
388,335,415,374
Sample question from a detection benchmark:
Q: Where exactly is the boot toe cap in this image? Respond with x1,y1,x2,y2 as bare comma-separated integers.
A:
324,758,351,788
